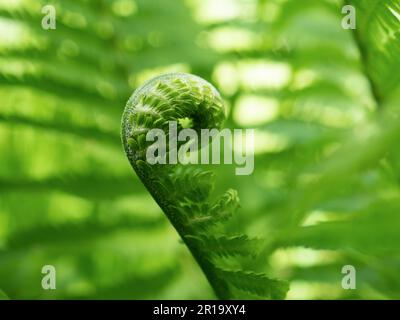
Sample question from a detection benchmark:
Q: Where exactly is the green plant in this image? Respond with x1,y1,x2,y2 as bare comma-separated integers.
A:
0,0,400,300
121,73,288,299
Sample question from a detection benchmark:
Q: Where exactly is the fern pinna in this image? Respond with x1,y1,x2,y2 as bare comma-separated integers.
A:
121,73,288,299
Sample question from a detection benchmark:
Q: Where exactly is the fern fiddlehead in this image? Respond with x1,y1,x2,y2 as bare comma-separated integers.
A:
121,73,288,299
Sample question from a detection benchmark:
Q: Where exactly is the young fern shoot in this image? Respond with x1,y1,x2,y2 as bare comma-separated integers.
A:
121,73,288,299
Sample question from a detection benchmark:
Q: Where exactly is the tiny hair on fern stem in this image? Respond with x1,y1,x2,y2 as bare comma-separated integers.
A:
121,73,288,299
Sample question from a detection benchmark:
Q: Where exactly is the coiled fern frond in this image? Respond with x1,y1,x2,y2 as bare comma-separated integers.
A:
121,73,288,299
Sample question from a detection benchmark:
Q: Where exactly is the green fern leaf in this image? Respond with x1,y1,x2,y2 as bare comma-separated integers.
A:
215,268,289,300
186,235,265,259
349,0,400,104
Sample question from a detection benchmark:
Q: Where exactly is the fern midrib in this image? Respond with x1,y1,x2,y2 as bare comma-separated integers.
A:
134,165,232,299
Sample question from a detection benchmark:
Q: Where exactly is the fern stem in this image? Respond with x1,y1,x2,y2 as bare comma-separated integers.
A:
137,173,231,299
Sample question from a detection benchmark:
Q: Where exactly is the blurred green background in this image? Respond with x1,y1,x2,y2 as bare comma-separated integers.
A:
0,0,400,299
